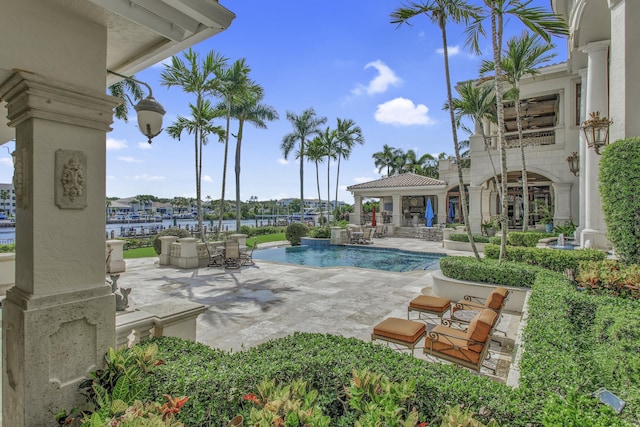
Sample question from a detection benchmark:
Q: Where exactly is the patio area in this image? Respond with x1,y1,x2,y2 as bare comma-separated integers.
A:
115,238,523,382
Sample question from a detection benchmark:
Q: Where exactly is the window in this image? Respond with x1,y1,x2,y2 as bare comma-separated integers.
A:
575,83,582,126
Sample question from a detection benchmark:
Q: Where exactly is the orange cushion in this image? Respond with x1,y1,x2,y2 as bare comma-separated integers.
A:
409,295,451,314
466,309,498,343
373,318,426,344
424,325,481,364
485,287,509,310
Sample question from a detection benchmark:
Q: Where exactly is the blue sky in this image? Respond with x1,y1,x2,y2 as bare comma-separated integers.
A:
0,0,567,204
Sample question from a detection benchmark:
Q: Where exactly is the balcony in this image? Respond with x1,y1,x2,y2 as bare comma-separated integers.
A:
485,128,556,150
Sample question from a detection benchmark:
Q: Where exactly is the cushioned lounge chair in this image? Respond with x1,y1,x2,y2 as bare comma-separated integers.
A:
407,295,451,324
424,308,497,372
445,287,510,338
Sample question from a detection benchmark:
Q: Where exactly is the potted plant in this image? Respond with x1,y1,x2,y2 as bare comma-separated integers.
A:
536,202,554,233
481,217,498,237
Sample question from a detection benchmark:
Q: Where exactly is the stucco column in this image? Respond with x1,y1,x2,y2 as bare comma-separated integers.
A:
552,182,572,226
0,71,119,426
580,41,610,249
468,185,482,234
577,68,588,239
352,195,363,225
391,194,402,228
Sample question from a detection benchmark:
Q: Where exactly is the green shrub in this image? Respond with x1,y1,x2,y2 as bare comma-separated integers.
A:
310,226,331,238
488,236,501,246
484,243,606,275
576,260,640,300
518,271,639,426
0,243,15,253
152,227,192,255
449,233,490,243
285,222,309,246
439,256,541,288
240,225,252,236
508,231,554,247
600,137,640,264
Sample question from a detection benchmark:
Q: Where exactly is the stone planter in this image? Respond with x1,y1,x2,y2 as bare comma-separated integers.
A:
442,239,485,253
431,269,529,313
300,237,330,247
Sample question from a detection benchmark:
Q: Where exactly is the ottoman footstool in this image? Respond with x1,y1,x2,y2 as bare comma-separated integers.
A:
371,317,426,355
408,295,451,324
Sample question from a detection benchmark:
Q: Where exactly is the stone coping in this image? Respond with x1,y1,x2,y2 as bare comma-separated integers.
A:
431,269,529,313
442,239,486,253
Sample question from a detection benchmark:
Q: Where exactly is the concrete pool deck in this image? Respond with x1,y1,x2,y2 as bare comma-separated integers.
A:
117,237,521,381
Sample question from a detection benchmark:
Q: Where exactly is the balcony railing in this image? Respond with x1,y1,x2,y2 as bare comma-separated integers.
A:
485,129,555,150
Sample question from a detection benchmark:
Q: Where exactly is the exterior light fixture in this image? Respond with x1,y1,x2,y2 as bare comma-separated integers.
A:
107,70,166,144
580,111,613,155
566,151,579,176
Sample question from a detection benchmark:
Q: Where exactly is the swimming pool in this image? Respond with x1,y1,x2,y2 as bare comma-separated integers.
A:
253,245,445,272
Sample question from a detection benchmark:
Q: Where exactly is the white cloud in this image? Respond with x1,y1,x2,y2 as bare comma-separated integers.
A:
277,158,289,165
0,157,12,167
133,174,165,181
351,60,401,96
202,175,213,183
436,45,461,56
137,142,152,150
374,98,435,126
106,138,128,150
118,156,143,163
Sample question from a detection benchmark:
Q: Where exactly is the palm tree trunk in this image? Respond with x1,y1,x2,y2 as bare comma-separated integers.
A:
197,127,204,240
481,128,502,202
218,104,232,238
315,161,322,221
515,82,529,231
493,8,508,261
300,139,305,221
441,17,480,260
326,155,331,225
335,154,342,223
235,119,244,233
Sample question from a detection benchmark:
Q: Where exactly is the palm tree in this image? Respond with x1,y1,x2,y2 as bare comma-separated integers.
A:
304,136,327,221
223,82,279,232
215,58,251,237
373,144,401,176
318,127,338,224
281,108,327,220
161,48,227,239
392,0,482,260
165,101,226,234
465,1,567,257
480,32,556,231
334,118,364,219
446,80,502,201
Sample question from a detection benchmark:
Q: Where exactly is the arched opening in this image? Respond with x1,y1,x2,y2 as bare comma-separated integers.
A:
445,185,469,224
488,171,553,228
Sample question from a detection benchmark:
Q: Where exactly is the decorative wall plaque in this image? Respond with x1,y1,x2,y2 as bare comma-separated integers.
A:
55,149,87,209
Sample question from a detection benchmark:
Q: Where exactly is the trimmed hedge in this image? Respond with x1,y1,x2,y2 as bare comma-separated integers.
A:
600,137,640,264
439,256,542,288
448,233,490,243
507,231,554,247
484,243,606,275
285,222,309,246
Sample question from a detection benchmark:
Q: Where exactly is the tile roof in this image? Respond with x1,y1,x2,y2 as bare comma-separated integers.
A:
347,173,445,190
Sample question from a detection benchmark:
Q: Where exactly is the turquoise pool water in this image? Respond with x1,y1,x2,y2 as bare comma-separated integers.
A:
253,245,445,272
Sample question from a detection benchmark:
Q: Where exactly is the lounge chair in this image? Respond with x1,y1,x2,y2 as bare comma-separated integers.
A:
224,240,242,269
423,308,497,372
206,241,225,267
445,287,510,337
374,224,386,238
360,227,374,244
240,237,257,266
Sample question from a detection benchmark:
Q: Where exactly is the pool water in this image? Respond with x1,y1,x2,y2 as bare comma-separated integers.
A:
253,245,445,272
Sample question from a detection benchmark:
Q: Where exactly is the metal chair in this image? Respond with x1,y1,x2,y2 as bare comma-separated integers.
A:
224,240,242,269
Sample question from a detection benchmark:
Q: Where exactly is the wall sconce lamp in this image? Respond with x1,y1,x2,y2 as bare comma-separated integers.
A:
566,151,579,176
107,70,166,144
580,111,613,155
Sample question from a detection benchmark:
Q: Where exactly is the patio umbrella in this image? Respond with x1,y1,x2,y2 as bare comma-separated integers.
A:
448,201,455,223
425,198,434,227
371,205,377,227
